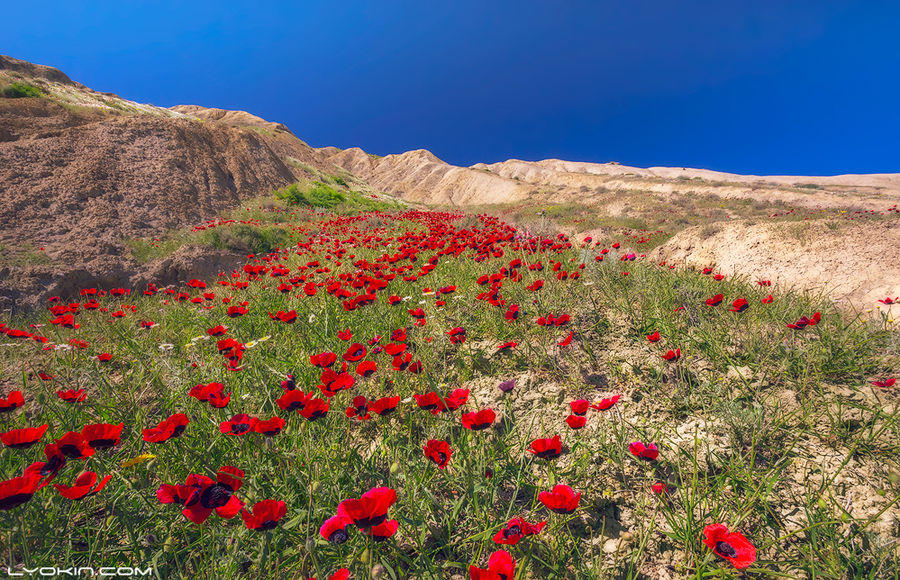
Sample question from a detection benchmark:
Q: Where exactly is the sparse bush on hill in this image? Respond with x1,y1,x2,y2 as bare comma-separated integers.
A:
274,181,345,208
198,224,290,254
0,82,43,98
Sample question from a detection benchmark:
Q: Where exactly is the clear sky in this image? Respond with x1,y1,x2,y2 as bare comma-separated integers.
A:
5,1,899,175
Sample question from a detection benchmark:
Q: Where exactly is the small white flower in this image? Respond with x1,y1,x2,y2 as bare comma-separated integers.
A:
308,314,316,323
159,343,175,351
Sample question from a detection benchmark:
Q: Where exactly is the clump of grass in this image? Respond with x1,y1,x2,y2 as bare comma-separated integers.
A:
274,181,346,208
198,224,290,255
1,82,43,98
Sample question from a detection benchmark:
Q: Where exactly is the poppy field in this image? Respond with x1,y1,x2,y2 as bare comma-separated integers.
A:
1,207,898,579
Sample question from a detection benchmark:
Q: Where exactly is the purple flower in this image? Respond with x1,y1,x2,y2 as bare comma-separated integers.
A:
498,379,515,393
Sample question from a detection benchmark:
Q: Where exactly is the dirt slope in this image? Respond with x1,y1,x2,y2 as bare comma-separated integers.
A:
0,56,335,310
649,220,900,308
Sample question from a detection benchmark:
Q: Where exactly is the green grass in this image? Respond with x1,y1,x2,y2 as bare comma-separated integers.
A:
1,208,897,578
0,82,43,99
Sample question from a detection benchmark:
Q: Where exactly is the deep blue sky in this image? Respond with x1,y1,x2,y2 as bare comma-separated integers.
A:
5,1,899,175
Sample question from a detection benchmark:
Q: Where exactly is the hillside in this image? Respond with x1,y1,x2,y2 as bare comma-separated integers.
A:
0,56,343,309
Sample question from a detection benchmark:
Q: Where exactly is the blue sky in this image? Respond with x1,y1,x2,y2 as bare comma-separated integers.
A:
5,1,899,174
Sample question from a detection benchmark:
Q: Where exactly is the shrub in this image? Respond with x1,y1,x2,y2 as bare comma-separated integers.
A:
199,225,289,255
274,181,345,208
1,82,43,98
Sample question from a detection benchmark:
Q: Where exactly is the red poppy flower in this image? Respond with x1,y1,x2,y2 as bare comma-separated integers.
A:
226,306,248,318
408,308,426,319
497,341,517,351
423,439,452,469
241,499,287,531
415,392,447,414
143,414,190,443
208,390,231,407
254,417,286,436
538,484,581,514
369,395,400,416
447,327,467,344
527,280,544,292
355,360,377,377
757,280,771,286
558,330,574,346
702,523,757,569
365,519,399,541
54,471,112,500
345,396,371,420
565,415,586,429
388,295,402,306
337,486,398,529
300,398,329,420
705,294,724,307
591,394,621,411
528,435,562,459
787,311,821,329
444,388,470,411
504,304,520,321
871,377,896,388
342,343,367,362
662,349,681,361
81,422,124,449
96,352,112,363
570,399,589,416
469,549,515,580
493,517,546,545
337,329,353,340
729,298,749,313
628,441,659,461
0,390,25,413
181,466,245,524
220,414,258,436
277,389,311,412
57,389,87,402
1,425,49,449
54,432,95,460
392,352,412,371
878,297,898,305
0,474,42,511
384,342,407,356
320,514,352,544
651,482,669,494
762,294,774,304
206,325,228,336
269,310,297,324
310,351,337,368
461,409,496,431
713,274,725,281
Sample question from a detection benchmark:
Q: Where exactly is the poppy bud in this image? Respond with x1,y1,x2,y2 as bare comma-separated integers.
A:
389,461,400,476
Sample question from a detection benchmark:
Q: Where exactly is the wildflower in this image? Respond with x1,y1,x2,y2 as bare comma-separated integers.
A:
423,439,452,469
528,435,562,459
0,474,42,511
538,485,581,514
461,409,496,431
242,499,287,531
591,394,621,411
702,523,757,569
1,425,48,449
493,517,546,545
469,550,515,580
54,472,112,500
565,415,586,429
628,441,659,461
337,486,398,529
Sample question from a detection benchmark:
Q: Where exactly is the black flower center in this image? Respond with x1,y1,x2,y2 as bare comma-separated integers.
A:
328,529,349,544
59,444,83,458
504,525,521,538
230,423,251,435
171,425,186,437
715,540,737,558
41,456,64,476
258,519,279,531
90,438,117,449
0,492,34,511
199,484,233,509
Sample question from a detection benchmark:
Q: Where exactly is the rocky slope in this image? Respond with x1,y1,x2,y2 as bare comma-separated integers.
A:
0,55,338,310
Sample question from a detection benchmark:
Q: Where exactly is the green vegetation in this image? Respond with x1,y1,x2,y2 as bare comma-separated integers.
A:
274,181,346,208
0,81,43,98
198,224,290,255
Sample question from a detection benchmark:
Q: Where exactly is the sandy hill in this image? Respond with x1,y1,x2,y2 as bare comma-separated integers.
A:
0,55,337,308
